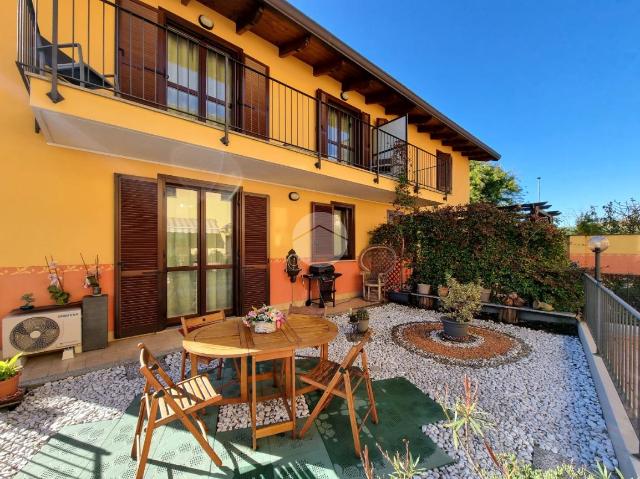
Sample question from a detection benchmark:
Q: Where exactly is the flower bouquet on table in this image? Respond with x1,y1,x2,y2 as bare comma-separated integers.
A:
243,305,286,334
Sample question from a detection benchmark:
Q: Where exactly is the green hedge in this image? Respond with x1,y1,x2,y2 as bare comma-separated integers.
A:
370,203,583,312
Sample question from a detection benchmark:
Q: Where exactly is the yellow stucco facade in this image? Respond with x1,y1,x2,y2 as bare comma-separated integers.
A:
0,0,490,347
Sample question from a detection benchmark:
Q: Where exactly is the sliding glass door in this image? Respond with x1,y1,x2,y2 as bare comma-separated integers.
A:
165,182,235,323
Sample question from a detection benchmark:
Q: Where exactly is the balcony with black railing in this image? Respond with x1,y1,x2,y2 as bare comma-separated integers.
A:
16,0,451,194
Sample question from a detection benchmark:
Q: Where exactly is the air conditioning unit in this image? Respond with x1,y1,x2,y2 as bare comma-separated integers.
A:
2,308,82,359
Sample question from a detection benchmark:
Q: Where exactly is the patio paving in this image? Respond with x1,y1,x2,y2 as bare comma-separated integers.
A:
13,375,452,478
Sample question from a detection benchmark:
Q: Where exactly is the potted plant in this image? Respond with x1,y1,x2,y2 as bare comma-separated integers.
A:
81,253,102,296
0,353,22,399
356,309,369,333
19,293,34,310
440,276,483,339
480,288,492,303
243,305,285,334
45,256,70,305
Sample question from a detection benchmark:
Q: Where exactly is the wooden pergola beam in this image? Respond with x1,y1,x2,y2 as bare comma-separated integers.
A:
279,35,311,58
342,77,373,92
236,4,264,35
313,59,345,77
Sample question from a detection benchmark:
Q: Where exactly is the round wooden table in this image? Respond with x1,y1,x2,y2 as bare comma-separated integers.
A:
182,314,338,404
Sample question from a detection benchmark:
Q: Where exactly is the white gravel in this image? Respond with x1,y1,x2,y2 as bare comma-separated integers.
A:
0,304,618,478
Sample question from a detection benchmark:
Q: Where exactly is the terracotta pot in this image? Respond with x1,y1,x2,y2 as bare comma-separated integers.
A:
442,319,469,339
437,286,449,298
0,373,20,399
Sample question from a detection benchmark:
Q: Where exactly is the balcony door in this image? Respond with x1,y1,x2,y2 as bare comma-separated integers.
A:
162,178,236,324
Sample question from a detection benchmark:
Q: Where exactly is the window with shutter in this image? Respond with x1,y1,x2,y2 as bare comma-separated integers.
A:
115,174,160,338
117,0,166,106
241,56,269,138
241,193,270,314
436,150,453,193
316,89,370,168
312,202,355,261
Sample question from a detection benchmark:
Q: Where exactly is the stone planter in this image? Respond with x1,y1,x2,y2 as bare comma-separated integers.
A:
480,288,491,303
388,290,410,305
442,319,470,339
0,373,20,399
417,284,432,309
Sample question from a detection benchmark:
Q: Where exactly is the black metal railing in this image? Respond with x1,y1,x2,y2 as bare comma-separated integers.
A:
583,273,640,438
16,0,448,193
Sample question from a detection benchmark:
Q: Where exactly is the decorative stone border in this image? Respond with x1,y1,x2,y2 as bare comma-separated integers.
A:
391,321,531,368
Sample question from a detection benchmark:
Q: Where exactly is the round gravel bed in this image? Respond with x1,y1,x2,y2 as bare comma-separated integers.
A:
392,321,530,367
0,304,619,478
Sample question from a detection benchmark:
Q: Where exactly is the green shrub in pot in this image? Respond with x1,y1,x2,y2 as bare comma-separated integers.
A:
356,309,370,333
440,276,483,339
0,353,22,398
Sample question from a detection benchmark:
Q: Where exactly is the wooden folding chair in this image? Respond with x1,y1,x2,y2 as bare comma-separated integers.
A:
298,331,378,458
180,310,227,380
132,343,223,479
251,348,296,450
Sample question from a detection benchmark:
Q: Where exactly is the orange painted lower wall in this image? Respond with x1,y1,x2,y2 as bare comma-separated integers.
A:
0,265,115,347
570,254,640,275
0,258,362,348
269,259,361,307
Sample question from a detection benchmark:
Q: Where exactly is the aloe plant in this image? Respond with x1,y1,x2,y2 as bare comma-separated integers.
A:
0,353,22,381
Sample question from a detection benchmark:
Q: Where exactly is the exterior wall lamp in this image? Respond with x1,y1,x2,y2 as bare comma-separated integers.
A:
588,235,610,282
198,15,214,30
340,91,349,101
288,192,300,201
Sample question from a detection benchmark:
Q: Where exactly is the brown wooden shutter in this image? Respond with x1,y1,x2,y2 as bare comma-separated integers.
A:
360,112,371,169
117,0,166,106
240,193,270,314
115,174,160,338
446,155,453,193
436,150,452,193
242,56,269,138
316,89,329,156
311,202,334,260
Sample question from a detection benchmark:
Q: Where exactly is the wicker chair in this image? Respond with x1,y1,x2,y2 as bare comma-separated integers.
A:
359,245,397,302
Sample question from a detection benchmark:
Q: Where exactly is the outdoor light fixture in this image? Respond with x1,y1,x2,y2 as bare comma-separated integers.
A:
588,235,610,282
288,192,300,201
340,91,349,101
198,15,214,30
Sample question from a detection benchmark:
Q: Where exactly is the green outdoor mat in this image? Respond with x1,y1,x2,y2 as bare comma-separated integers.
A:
15,370,452,478
306,376,454,478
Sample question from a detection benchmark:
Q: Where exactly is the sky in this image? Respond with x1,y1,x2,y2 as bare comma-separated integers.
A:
289,0,640,226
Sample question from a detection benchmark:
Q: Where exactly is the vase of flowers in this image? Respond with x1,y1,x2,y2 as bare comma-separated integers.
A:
243,305,286,334
81,253,102,296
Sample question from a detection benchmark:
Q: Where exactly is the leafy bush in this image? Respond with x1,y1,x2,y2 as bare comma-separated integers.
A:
369,203,584,312
440,276,483,323
0,353,22,381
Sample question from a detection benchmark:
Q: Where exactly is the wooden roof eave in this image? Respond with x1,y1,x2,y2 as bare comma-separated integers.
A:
203,0,500,161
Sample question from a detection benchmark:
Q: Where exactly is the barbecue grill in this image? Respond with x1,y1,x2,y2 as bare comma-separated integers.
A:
304,263,342,308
